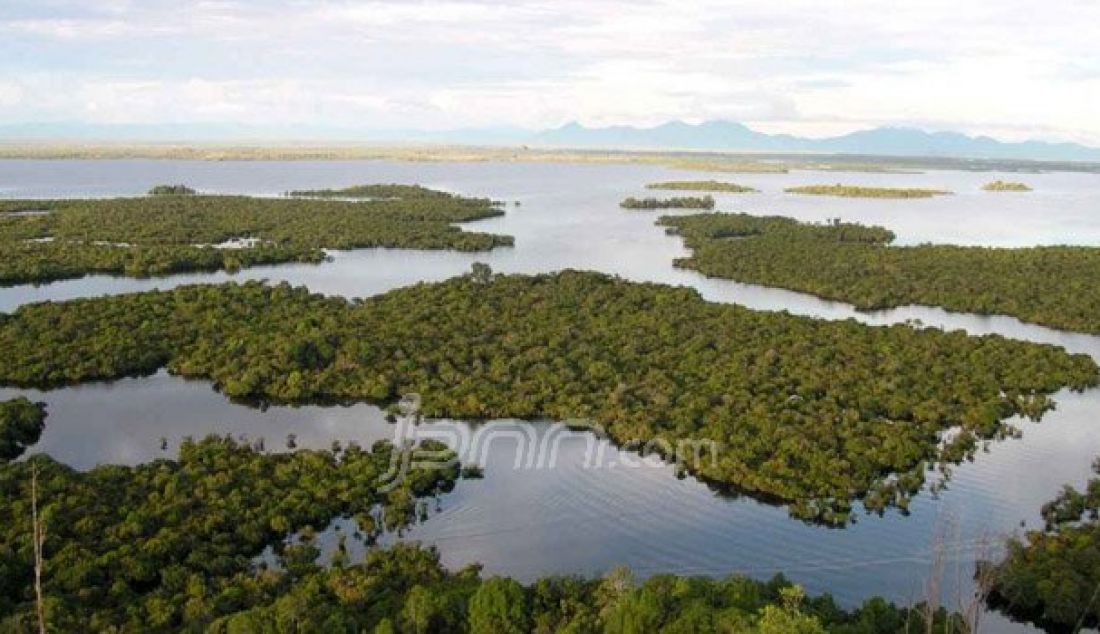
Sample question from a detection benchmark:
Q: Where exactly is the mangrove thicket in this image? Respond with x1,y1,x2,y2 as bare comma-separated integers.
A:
620,196,715,210
785,185,951,199
0,270,1093,524
0,186,513,286
646,181,757,193
660,212,1100,333
983,457,1100,630
0,435,460,630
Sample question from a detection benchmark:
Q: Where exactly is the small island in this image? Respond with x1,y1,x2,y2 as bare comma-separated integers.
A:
286,183,456,199
148,184,197,196
785,184,952,198
982,180,1032,192
620,195,715,210
646,180,757,193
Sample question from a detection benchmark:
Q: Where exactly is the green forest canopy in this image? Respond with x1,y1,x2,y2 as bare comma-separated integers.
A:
0,436,461,631
646,181,758,193
203,547,966,634
286,184,465,199
0,397,46,462
785,185,951,199
659,212,1100,333
0,437,965,631
0,186,513,286
620,196,715,210
983,457,1100,630
0,270,1093,524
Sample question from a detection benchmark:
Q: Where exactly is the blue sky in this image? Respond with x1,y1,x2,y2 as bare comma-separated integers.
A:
1,0,1098,143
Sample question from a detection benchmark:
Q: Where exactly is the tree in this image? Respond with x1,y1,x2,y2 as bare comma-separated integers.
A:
468,577,530,634
755,587,826,634
400,585,436,634
470,262,494,284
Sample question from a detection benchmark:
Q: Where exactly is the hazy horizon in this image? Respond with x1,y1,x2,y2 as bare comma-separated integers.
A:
2,1,1099,146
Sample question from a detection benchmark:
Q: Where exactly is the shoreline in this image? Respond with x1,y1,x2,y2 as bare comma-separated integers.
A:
2,142,1099,174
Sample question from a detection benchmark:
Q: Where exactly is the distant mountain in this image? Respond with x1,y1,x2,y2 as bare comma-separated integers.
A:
3,119,1099,162
535,121,1100,162
534,120,794,152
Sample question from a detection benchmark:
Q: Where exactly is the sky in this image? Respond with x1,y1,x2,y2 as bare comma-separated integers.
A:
1,0,1098,143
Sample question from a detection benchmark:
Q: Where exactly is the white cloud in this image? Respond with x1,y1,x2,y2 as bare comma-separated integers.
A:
0,81,24,107
0,0,1098,143
4,19,128,38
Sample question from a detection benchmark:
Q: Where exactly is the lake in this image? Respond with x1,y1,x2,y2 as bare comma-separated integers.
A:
4,159,1100,631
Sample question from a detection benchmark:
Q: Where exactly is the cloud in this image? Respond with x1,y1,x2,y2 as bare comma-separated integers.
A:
4,18,134,39
0,0,1098,143
0,81,24,107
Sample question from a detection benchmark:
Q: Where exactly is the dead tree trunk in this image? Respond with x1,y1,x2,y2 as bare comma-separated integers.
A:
31,464,46,634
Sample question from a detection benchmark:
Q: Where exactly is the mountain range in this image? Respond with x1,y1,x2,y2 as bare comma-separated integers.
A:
2,120,1099,162
534,121,1100,162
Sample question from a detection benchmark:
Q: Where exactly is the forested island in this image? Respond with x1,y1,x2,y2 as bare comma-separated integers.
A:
785,185,952,199
646,180,758,193
0,435,464,630
0,397,45,462
983,458,1100,630
0,436,966,631
0,186,512,286
0,269,1094,524
660,212,1100,333
286,184,464,199
982,180,1032,192
620,196,715,210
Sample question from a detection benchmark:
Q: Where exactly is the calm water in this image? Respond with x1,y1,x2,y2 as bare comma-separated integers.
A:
3,159,1100,631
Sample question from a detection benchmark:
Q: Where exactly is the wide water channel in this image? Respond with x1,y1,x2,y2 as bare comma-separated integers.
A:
3,159,1100,631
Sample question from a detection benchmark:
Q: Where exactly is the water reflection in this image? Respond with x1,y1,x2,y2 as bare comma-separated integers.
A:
2,159,1099,629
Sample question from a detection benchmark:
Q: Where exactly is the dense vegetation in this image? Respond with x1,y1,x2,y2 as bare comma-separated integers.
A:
2,240,327,284
206,547,966,633
0,188,512,285
646,181,757,193
0,270,1093,523
0,202,53,214
661,212,1100,333
984,458,1100,630
784,185,951,199
0,398,45,462
286,184,464,200
148,184,197,196
620,196,715,210
982,180,1032,192
0,435,461,630
0,434,965,632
